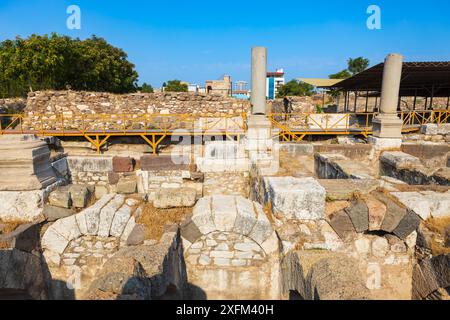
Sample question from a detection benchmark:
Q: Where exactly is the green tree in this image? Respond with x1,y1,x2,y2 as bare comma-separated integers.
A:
347,57,370,75
139,82,154,93
276,80,314,98
329,69,352,79
164,80,188,92
0,33,139,98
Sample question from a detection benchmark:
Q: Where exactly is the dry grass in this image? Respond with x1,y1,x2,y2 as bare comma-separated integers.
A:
136,203,192,241
424,216,450,256
0,220,25,249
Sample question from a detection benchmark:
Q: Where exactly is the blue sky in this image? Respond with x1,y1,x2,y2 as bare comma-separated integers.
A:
1,0,450,87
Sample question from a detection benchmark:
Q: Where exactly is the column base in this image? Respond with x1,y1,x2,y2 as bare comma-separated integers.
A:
368,136,402,150
372,114,403,139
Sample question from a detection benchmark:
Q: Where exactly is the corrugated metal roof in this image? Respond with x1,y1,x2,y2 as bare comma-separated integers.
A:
330,61,450,97
298,78,345,87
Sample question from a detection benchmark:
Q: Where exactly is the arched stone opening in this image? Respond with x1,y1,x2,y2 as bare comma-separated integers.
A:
181,196,281,300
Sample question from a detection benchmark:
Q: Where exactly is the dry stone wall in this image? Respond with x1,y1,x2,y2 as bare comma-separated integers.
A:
24,90,250,118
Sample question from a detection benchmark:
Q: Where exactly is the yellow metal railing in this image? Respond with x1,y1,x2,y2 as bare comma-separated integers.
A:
1,110,448,150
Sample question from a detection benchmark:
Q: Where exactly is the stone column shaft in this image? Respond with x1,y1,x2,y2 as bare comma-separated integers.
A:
372,53,404,139
379,53,404,115
251,47,267,115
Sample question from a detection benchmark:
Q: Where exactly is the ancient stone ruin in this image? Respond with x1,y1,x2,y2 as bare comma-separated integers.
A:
0,49,449,301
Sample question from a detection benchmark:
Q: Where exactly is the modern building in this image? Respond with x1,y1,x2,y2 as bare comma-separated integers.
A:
188,83,200,93
266,69,285,99
205,75,232,97
232,81,250,100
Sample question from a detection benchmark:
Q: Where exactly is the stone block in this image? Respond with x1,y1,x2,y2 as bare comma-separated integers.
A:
233,196,257,236
328,210,356,240
265,177,325,220
117,176,137,194
48,189,71,209
345,200,369,233
365,196,387,231
153,187,197,209
108,171,120,185
0,190,44,222
212,195,237,232
113,156,134,173
375,193,407,233
391,192,430,220
50,215,81,241
368,136,402,150
126,224,146,246
315,153,373,179
392,211,421,240
41,227,70,254
69,185,89,208
110,204,132,237
51,157,69,179
0,135,57,191
380,151,421,169
67,156,113,173
248,203,274,245
94,185,109,200
43,205,75,222
191,197,215,235
180,218,203,244
98,194,125,237
371,237,389,257
140,155,190,171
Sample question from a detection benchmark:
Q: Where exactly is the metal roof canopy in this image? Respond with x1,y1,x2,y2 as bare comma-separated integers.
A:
298,78,345,88
331,61,450,97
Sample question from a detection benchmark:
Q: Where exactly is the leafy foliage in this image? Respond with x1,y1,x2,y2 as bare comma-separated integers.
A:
0,33,139,98
276,80,314,98
164,80,188,92
347,57,370,75
329,69,352,80
139,82,154,93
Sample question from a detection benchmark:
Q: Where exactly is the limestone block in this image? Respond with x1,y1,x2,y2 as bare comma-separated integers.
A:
191,197,215,235
117,176,137,194
153,187,197,209
113,156,134,172
365,196,387,231
67,156,113,173
122,218,139,244
391,192,430,220
248,203,273,244
95,185,109,200
380,151,421,169
50,215,81,242
265,177,326,220
260,231,279,255
69,185,89,208
48,189,71,208
0,135,57,191
0,190,44,222
98,194,125,237
82,193,115,235
233,196,257,236
212,195,237,232
372,237,389,257
41,227,70,254
110,204,132,237
422,191,450,218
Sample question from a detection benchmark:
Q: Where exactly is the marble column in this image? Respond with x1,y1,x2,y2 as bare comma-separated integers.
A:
372,53,404,139
251,47,267,115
